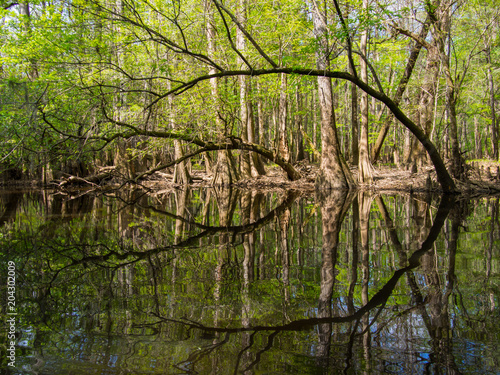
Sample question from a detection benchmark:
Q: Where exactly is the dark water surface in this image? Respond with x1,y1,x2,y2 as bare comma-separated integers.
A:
0,187,499,374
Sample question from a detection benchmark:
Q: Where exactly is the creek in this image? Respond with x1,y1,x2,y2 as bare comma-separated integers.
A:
0,187,498,374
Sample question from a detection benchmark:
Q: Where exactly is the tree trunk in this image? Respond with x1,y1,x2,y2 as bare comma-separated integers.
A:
249,115,267,176
445,91,462,179
172,140,190,184
358,0,373,184
278,73,290,163
246,81,266,176
206,0,237,186
236,0,251,178
295,90,305,161
350,81,359,165
244,82,266,175
312,0,356,190
20,1,38,80
169,81,191,184
407,2,449,173
486,47,498,160
440,2,464,180
475,115,482,159
313,90,318,163
256,80,267,150
409,52,440,171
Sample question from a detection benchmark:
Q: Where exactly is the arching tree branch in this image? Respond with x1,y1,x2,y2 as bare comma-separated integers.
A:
145,67,456,192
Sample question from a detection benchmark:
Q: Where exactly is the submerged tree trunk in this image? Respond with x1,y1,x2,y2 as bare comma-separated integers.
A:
421,204,461,373
360,191,372,370
213,187,238,327
278,206,291,303
347,196,359,315
174,188,189,244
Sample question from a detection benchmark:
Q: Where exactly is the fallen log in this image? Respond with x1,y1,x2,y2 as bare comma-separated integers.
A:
54,166,117,187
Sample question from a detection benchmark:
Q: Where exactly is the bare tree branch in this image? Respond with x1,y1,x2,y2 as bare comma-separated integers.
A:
212,0,253,70
390,23,433,50
212,0,278,68
332,0,358,79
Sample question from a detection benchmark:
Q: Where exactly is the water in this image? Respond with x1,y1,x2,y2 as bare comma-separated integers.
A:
0,187,498,374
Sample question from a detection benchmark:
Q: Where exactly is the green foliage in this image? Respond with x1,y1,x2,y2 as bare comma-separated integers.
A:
0,0,499,177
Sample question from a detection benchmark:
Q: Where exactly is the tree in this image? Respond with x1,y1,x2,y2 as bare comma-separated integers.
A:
370,10,433,164
236,0,252,179
1,0,463,193
486,46,498,160
312,0,356,190
277,73,290,164
206,0,238,186
358,0,373,184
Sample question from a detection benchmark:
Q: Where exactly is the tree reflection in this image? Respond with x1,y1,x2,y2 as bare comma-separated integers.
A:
317,189,354,364
414,202,462,374
3,188,499,374
376,194,461,373
359,192,373,373
144,193,455,374
0,191,21,227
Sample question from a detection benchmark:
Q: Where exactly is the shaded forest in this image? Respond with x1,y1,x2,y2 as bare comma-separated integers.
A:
0,0,499,193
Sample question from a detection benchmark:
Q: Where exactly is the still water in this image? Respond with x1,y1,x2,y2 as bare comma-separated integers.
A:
0,187,498,374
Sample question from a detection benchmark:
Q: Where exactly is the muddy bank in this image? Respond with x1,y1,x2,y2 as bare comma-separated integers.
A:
2,161,500,196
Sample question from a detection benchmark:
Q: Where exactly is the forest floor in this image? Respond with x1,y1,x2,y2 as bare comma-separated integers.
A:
3,160,500,196
142,159,500,196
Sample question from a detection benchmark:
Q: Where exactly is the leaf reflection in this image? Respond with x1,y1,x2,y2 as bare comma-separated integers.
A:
137,193,455,374
2,188,498,374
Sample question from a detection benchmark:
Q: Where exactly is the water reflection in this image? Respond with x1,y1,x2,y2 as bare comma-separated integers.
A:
0,188,498,374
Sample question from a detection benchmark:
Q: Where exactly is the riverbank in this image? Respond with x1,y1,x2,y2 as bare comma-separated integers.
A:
141,160,500,196
2,160,500,196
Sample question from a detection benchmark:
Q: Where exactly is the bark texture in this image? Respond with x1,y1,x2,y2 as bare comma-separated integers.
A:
312,0,356,190
358,0,374,184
